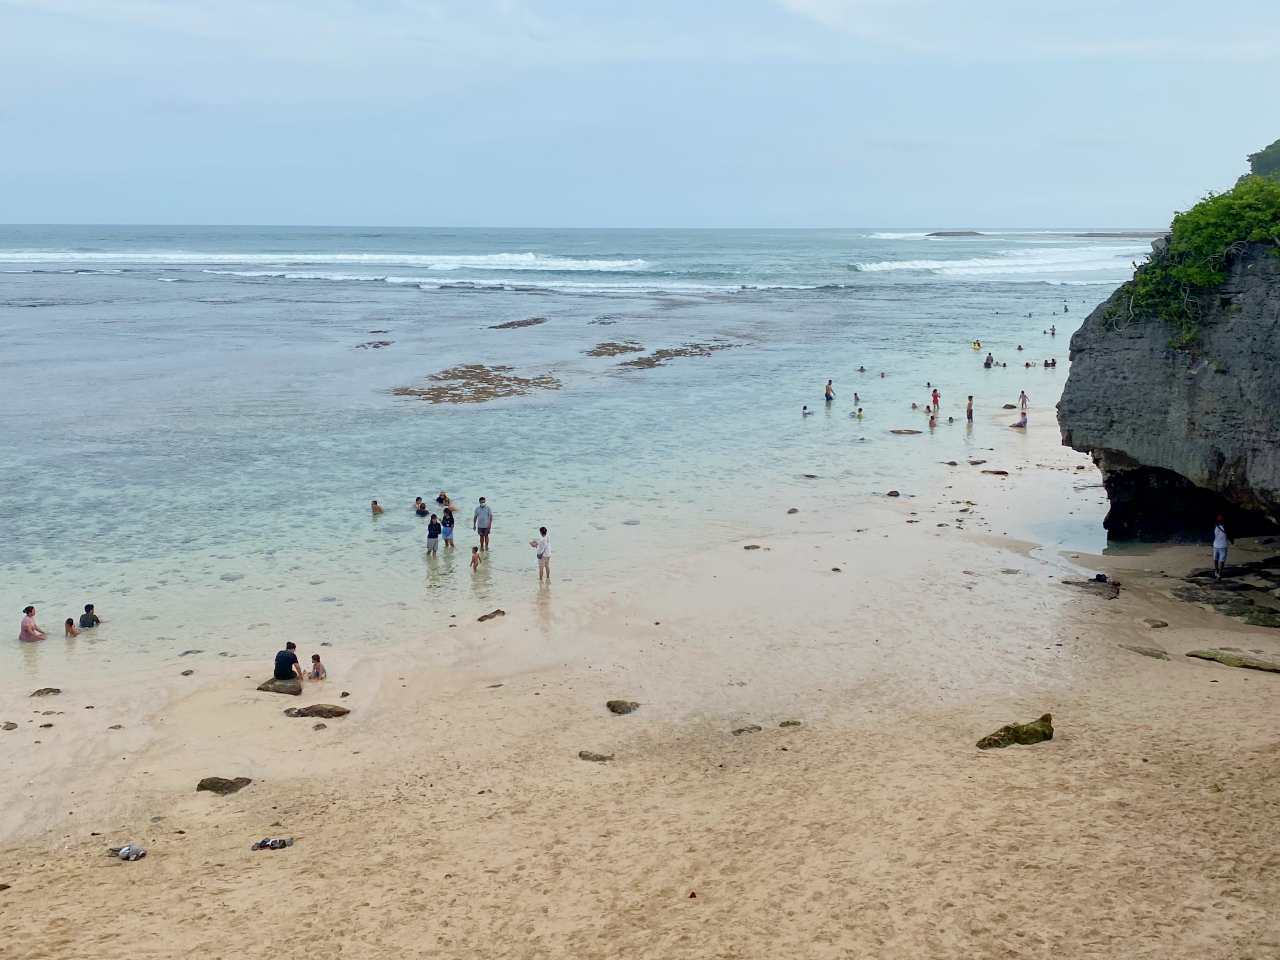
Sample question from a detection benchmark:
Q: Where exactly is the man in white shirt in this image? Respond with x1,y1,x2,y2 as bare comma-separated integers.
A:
1213,515,1232,579
530,526,551,583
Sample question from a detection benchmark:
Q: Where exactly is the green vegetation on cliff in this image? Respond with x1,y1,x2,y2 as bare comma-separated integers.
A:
1123,175,1280,349
1248,138,1280,181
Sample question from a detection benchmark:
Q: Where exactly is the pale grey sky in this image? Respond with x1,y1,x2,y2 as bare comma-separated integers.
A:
2,0,1276,226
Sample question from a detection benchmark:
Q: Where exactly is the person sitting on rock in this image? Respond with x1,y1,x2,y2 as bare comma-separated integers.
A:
308,653,327,681
274,641,302,683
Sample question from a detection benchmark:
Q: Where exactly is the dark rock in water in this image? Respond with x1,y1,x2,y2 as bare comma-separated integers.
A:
982,469,1009,477
732,725,763,736
178,649,203,657
181,669,194,677
340,691,350,698
606,700,640,715
1059,242,1280,540
943,460,958,466
477,608,505,622
968,459,987,466
1120,644,1170,660
743,544,762,550
886,490,901,497
284,704,350,719
1061,578,1121,599
1142,618,1169,628
355,340,394,349
489,316,548,330
787,507,799,514
976,713,1053,749
926,230,983,237
802,474,819,479
1186,649,1280,673
219,572,244,582
578,750,614,763
256,678,302,696
2,722,17,731
890,429,922,435
1002,403,1017,410
196,776,252,795
779,720,802,728
29,688,61,697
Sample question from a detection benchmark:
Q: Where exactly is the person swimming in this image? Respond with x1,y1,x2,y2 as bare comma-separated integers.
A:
802,405,814,416
415,498,429,517
371,499,384,515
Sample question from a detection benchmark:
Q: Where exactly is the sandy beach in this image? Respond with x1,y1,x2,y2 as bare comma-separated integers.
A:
3,410,1278,960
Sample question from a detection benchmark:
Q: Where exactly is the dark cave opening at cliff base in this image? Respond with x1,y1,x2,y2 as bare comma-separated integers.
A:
1100,464,1280,542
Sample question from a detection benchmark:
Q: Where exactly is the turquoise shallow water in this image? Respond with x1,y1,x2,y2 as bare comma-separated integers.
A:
0,226,1149,680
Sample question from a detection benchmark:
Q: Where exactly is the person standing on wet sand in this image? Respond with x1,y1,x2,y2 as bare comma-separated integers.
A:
1213,515,1233,579
474,497,493,551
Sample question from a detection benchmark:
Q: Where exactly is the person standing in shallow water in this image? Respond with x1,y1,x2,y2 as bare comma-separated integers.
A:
966,395,974,424
474,497,493,551
824,380,835,403
1019,390,1030,410
530,526,551,583
1213,515,1233,579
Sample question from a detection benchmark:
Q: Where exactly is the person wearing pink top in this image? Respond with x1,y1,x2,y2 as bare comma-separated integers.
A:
19,606,47,643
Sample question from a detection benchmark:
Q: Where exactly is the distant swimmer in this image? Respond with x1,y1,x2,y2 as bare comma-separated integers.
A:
1010,411,1028,429
1050,325,1057,335
858,365,866,373
1063,304,1069,313
911,402,919,410
371,499,384,515
414,497,428,517
802,405,814,417
928,410,938,429
856,408,864,419
853,392,860,403
1019,390,1030,410
880,372,886,379
1016,344,1024,352
983,353,994,369
824,380,835,402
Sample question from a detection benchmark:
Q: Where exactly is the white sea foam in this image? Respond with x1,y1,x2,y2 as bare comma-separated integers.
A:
0,250,649,272
853,244,1145,278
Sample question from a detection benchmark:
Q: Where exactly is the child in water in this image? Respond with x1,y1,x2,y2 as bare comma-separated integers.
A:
64,618,79,637
308,653,327,680
470,546,482,573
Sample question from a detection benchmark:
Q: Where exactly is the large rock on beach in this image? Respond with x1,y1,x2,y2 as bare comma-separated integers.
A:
606,700,640,715
29,688,61,697
1059,241,1280,539
257,678,302,696
196,776,252,795
1185,649,1280,673
976,713,1054,750
284,704,350,719
578,750,614,763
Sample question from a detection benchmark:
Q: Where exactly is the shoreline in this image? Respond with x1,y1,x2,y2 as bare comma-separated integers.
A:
4,413,1279,957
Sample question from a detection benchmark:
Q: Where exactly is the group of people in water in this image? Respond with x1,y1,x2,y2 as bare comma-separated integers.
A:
369,490,551,582
18,602,101,643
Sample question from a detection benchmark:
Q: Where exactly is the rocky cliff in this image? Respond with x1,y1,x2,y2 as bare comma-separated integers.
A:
1059,241,1280,539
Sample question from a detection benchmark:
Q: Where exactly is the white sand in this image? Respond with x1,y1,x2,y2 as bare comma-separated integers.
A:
2,414,1279,959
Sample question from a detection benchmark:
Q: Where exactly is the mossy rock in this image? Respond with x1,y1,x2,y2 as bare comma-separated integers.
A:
1243,608,1280,628
1186,649,1280,673
976,713,1053,750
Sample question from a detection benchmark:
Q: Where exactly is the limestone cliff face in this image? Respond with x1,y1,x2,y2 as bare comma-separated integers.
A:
1058,242,1280,539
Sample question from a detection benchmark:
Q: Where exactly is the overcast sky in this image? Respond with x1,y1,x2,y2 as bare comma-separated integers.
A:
2,0,1277,227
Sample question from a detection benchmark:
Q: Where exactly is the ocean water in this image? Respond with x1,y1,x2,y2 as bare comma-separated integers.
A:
0,226,1150,681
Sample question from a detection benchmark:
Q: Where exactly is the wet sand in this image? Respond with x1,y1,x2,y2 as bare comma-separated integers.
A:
2,413,1279,959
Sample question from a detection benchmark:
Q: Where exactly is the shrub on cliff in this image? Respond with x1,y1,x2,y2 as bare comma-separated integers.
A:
1248,138,1280,181
1126,175,1280,348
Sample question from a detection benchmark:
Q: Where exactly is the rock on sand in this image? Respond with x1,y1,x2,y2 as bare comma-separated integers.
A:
196,776,253,795
257,678,302,696
976,713,1053,750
